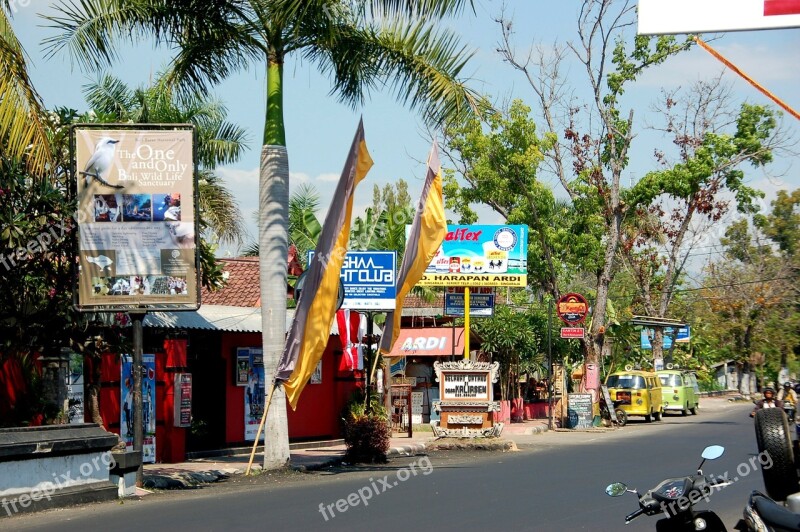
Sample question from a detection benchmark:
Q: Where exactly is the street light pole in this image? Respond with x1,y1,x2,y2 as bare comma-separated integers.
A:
547,298,554,431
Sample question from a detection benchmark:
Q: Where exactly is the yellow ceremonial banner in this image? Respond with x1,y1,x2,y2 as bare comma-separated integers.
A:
278,120,373,409
379,140,447,355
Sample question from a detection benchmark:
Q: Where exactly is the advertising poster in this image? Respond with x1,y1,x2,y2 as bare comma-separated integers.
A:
66,352,84,424
74,127,199,310
417,225,528,287
235,348,250,386
244,348,266,441
640,326,691,349
444,286,495,317
121,354,156,463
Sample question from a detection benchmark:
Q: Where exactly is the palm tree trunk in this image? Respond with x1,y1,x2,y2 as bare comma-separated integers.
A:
259,144,291,469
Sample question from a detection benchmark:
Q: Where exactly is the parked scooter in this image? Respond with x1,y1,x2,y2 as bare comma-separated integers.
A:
606,445,732,531
738,490,800,531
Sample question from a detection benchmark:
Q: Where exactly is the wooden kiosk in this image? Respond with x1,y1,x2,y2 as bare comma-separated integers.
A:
430,360,502,437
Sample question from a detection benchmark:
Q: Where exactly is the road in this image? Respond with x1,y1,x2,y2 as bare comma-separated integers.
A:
9,398,767,531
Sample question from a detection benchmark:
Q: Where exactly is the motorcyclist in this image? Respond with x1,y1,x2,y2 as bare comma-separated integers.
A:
777,381,798,420
750,386,782,417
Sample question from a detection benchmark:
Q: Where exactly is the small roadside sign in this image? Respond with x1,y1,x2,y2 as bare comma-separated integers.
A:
561,327,585,339
443,287,495,317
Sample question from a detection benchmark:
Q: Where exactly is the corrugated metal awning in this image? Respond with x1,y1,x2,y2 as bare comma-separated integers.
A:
143,305,380,335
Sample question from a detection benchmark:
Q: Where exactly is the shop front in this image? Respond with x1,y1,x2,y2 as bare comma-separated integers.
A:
90,305,363,463
386,327,479,427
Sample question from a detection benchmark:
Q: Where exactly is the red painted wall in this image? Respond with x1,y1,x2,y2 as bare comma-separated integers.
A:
93,331,362,462
0,357,27,423
222,333,360,443
100,351,172,463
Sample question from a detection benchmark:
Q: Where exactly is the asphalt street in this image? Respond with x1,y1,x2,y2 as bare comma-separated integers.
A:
8,398,766,532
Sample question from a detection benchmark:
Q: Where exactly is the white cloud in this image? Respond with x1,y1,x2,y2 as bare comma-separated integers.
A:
316,172,340,182
637,40,800,89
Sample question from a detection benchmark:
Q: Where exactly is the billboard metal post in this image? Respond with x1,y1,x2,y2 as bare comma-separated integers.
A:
131,311,145,487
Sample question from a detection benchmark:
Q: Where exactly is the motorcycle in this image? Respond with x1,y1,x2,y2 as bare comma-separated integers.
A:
606,445,733,531
783,401,797,425
599,393,627,427
738,490,800,531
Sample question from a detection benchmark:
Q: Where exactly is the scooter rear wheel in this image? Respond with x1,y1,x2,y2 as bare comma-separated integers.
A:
754,408,800,501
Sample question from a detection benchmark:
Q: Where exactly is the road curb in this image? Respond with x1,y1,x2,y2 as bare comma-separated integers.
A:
388,443,428,456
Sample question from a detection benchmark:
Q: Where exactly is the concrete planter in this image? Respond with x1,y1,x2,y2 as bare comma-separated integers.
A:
0,424,119,517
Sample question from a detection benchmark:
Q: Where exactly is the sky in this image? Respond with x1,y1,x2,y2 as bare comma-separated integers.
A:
9,1,800,259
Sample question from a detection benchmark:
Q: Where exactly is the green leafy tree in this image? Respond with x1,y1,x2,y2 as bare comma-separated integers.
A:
0,108,132,427
698,217,795,391
350,180,414,254
471,305,539,401
620,79,781,364
496,0,693,374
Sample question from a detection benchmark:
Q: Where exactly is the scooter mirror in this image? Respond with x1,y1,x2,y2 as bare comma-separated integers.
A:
605,482,628,497
701,445,724,460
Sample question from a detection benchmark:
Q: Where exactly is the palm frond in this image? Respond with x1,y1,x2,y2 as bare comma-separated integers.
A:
197,121,250,168
82,73,136,118
44,0,264,95
308,18,479,127
371,19,480,126
198,169,247,245
0,11,52,176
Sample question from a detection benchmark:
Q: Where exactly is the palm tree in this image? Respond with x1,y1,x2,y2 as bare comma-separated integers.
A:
0,3,52,175
45,0,478,469
242,182,323,261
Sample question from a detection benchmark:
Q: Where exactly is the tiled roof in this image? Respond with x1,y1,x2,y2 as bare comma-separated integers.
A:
201,256,448,315
201,257,262,307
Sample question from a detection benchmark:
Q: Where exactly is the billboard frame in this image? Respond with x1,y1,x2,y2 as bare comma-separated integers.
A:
70,123,201,313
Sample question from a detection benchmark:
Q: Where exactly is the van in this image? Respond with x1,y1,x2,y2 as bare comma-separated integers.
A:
657,369,700,415
605,370,664,422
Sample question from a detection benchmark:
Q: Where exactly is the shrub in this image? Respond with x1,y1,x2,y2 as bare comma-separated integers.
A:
342,394,391,463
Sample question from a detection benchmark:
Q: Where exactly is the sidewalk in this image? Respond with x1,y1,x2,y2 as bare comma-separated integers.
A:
142,417,551,490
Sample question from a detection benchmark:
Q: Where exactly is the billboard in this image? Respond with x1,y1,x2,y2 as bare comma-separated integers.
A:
416,225,528,287
310,250,397,310
641,327,692,349
443,287,495,317
73,126,199,311
638,0,800,35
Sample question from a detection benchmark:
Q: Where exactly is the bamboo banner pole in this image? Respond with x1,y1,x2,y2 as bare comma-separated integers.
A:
245,382,278,476
694,36,800,121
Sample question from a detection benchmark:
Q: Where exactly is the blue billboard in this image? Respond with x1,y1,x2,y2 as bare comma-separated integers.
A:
641,326,691,349
310,250,397,310
444,287,495,317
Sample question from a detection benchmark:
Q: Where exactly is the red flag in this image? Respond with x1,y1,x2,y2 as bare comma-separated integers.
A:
336,309,364,371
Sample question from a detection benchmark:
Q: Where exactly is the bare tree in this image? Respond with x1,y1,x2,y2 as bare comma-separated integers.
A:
497,0,692,370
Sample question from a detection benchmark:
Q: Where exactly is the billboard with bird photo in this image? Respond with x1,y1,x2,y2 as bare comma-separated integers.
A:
72,125,199,310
